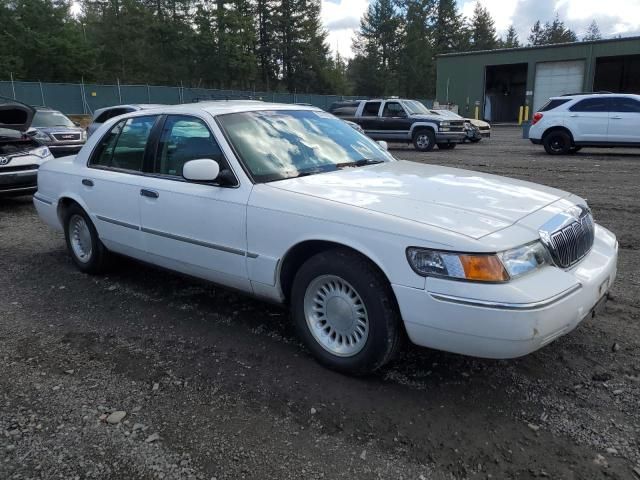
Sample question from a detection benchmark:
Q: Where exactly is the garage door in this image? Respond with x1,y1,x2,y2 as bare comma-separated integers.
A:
533,60,585,112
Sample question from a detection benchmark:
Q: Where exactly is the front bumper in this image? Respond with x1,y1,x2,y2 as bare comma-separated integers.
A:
392,225,618,359
0,168,38,197
435,131,466,144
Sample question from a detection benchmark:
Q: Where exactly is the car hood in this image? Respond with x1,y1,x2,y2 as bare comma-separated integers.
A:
32,126,84,135
268,161,571,239
0,98,35,132
409,113,446,122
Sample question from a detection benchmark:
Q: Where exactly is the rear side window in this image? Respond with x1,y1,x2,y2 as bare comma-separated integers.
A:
90,115,157,171
94,108,133,124
363,102,381,116
569,98,611,112
155,115,225,177
539,99,570,112
611,97,640,113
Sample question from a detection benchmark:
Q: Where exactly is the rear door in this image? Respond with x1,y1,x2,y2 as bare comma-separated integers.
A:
608,97,640,144
567,97,611,143
359,101,383,135
82,114,160,257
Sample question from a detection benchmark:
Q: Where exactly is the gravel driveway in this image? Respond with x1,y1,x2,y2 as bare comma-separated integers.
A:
1,127,638,479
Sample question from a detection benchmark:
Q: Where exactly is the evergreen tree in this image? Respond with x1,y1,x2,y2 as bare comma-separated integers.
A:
500,25,520,48
583,20,602,41
542,14,578,44
469,1,497,51
351,0,402,96
528,20,545,45
433,0,467,54
398,0,436,97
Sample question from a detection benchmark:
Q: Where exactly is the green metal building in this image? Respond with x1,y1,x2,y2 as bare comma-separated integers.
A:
436,36,640,123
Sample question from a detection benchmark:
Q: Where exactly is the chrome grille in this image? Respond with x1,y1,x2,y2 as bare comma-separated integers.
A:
541,207,595,268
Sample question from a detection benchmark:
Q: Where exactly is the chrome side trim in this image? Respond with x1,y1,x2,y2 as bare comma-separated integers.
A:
33,194,52,205
141,226,256,258
429,284,582,311
96,215,140,231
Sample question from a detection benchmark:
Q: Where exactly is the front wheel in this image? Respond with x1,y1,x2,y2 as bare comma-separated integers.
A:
291,249,403,375
543,130,572,155
63,204,110,274
413,129,436,152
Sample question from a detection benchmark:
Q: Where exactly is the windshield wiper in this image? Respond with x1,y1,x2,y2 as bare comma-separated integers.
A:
335,159,384,169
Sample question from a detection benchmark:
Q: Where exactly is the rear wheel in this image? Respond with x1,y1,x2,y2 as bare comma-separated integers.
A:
291,249,403,375
412,129,436,152
63,204,110,274
543,130,572,155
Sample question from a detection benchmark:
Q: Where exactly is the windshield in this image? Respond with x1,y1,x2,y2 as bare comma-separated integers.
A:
32,110,75,128
217,110,393,183
403,100,431,115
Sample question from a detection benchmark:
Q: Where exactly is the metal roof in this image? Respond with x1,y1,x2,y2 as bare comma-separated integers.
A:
437,35,640,58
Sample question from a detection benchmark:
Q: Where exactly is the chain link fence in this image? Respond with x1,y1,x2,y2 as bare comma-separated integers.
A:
0,80,433,114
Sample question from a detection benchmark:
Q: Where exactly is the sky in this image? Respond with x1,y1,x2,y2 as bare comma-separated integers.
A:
322,0,640,58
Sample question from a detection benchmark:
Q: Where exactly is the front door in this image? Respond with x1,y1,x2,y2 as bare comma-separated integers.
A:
137,114,252,291
568,97,611,143
608,97,640,144
82,115,160,257
379,101,410,140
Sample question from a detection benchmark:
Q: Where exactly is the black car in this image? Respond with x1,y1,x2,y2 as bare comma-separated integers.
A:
28,108,86,157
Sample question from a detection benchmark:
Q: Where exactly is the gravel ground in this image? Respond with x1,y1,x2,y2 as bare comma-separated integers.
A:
1,127,639,479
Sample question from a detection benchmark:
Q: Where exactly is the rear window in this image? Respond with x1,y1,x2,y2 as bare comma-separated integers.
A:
539,99,570,112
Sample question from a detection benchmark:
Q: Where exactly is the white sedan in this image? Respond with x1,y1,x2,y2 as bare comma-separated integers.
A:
33,102,618,374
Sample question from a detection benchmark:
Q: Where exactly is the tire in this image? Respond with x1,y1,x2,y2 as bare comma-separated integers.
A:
437,143,456,150
290,248,403,375
412,129,436,152
543,130,572,155
63,203,110,274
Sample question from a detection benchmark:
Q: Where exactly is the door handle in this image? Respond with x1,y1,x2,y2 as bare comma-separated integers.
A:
82,179,94,187
611,116,622,119
140,189,159,199
569,114,579,117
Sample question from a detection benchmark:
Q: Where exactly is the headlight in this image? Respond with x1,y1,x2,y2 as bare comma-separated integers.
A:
407,241,552,282
81,130,88,140
440,121,450,127
406,248,509,282
498,241,552,279
31,130,51,142
31,146,52,159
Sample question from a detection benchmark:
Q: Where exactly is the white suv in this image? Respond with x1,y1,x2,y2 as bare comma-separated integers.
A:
529,93,640,155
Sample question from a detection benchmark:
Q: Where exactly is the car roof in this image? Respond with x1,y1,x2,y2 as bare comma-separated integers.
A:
131,101,324,117
550,93,640,100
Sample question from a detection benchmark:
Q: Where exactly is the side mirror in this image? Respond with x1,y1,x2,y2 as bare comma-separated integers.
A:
74,121,81,127
182,159,220,182
377,140,388,151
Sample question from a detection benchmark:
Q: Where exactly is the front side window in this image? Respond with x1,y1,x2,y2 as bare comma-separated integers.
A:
155,116,224,177
569,98,611,113
611,97,640,113
217,109,393,183
90,115,157,171
362,102,381,116
32,110,75,128
382,102,406,117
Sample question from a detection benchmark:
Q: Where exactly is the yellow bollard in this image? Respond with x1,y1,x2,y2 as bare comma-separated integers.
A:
475,106,479,120
518,106,524,125
524,105,530,121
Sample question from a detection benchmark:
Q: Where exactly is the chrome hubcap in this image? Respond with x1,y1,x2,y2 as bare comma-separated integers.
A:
303,275,369,357
416,134,430,149
69,214,92,263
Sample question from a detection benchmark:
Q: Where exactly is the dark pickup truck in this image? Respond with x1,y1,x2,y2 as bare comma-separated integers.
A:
329,98,467,151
